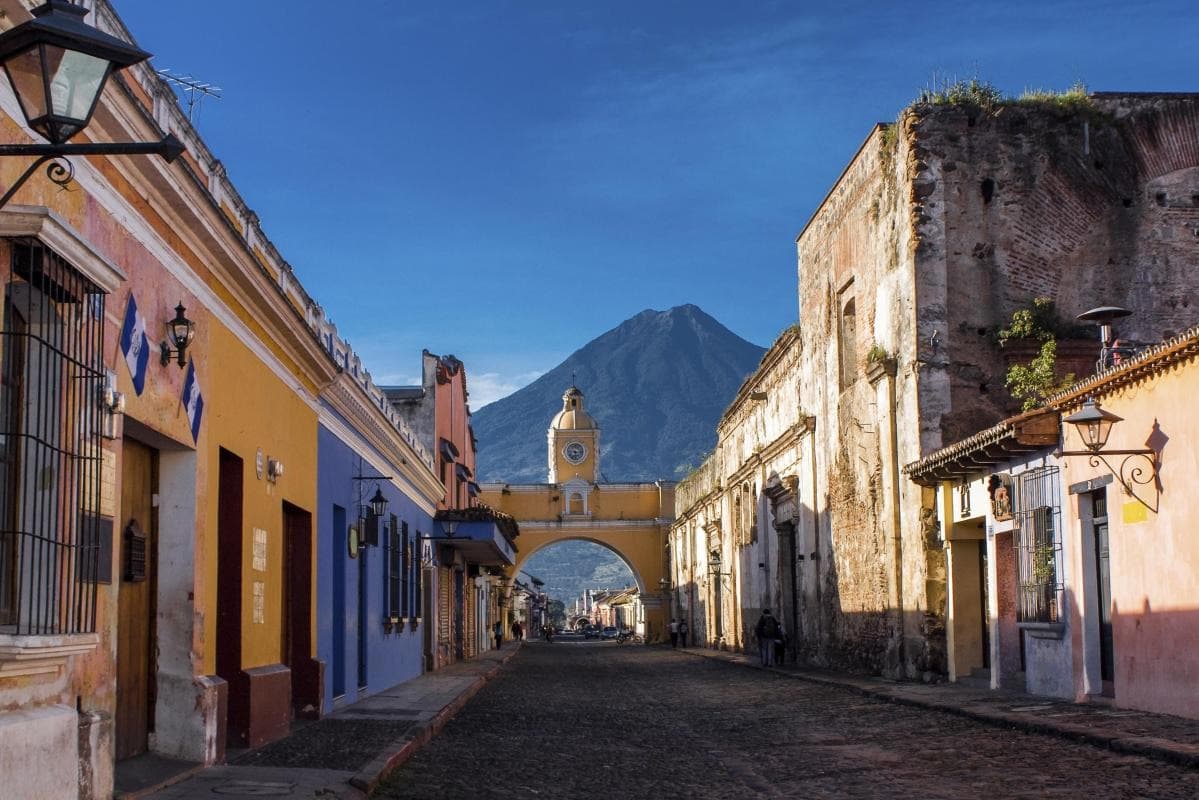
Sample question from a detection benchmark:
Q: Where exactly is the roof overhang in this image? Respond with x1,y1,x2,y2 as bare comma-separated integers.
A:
434,519,516,566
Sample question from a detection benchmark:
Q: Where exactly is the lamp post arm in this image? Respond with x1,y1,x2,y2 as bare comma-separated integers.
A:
1058,448,1159,513
0,133,185,210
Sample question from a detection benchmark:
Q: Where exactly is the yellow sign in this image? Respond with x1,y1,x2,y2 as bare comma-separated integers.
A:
1122,500,1150,525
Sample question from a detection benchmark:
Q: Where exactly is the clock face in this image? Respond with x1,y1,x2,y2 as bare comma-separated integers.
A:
563,441,587,464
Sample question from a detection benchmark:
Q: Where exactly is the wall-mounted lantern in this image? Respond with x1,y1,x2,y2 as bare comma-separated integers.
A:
708,549,729,580
368,486,388,519
0,1,184,208
159,303,195,367
267,458,284,483
1059,398,1159,512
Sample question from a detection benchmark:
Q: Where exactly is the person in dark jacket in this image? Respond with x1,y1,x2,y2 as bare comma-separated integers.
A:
754,609,781,667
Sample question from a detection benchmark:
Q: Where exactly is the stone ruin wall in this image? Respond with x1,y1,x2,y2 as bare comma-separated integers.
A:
910,94,1199,448
797,125,922,675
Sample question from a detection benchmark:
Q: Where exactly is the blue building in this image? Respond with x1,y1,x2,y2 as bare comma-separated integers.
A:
314,331,443,713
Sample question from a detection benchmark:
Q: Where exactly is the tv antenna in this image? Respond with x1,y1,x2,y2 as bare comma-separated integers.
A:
156,69,222,123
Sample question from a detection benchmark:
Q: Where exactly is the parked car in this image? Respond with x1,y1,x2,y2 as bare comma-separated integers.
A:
600,626,619,639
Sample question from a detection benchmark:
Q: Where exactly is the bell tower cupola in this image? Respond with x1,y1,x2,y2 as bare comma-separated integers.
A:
548,385,600,484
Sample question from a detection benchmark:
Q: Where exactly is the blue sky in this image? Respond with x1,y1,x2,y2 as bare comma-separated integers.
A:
111,0,1198,406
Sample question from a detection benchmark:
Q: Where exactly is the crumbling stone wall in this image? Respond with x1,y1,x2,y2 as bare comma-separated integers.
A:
796,93,1199,680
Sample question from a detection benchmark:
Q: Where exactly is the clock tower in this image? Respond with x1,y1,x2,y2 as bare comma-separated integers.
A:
547,385,599,484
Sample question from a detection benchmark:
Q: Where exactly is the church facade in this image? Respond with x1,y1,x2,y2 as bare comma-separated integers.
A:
480,387,675,641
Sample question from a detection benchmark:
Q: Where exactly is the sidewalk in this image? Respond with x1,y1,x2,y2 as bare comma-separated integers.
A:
130,644,520,799
682,646,1199,768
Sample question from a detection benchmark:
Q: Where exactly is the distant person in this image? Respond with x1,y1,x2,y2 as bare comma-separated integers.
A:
754,609,780,667
773,619,787,666
511,620,523,641
678,620,689,647
493,621,503,650
669,618,679,648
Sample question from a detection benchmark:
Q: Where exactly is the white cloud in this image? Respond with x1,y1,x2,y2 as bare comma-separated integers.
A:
469,370,544,408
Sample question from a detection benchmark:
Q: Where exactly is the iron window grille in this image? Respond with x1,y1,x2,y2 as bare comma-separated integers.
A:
400,519,410,619
0,238,105,635
1013,466,1063,624
387,514,401,623
411,527,422,622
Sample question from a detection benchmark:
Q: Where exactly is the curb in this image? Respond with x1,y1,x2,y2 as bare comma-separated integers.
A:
681,648,1199,770
348,643,522,794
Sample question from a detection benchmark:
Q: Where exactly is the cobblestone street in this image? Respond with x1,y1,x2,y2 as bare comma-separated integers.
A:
378,642,1199,800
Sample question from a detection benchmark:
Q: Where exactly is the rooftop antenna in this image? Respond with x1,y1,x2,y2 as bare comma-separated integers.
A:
156,68,222,123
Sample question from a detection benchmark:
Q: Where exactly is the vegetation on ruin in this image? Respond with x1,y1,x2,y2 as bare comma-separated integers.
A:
912,78,1096,116
998,297,1080,411
866,343,890,364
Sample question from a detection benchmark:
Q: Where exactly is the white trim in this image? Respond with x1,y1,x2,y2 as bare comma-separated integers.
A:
0,206,128,292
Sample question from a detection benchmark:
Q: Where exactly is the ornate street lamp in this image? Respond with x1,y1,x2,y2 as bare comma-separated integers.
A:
159,303,195,367
1059,398,1159,512
0,1,183,208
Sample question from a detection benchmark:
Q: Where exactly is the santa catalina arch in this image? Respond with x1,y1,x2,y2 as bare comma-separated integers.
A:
480,386,675,639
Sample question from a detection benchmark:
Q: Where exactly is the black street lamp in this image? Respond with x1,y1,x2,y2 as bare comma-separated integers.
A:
159,302,195,367
368,486,389,519
0,1,183,208
1059,398,1159,512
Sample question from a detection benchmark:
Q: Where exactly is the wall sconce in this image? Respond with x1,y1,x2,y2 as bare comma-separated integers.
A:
267,458,284,483
443,519,458,538
368,486,389,518
1059,398,1159,512
708,549,730,580
160,303,195,367
98,370,124,439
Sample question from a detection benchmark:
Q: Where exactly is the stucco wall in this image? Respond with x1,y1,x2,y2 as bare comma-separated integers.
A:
316,422,429,712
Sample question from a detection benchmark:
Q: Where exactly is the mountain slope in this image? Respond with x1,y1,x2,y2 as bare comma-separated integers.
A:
472,304,766,482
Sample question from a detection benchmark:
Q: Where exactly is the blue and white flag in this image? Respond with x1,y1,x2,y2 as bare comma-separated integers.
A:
118,294,149,395
181,361,204,443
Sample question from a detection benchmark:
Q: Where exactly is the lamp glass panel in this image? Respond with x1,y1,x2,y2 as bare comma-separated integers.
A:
3,46,48,124
170,318,193,348
45,46,108,123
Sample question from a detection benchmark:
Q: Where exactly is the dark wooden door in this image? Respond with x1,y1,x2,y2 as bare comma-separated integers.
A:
282,503,314,716
453,569,465,660
116,439,156,760
217,449,244,740
1093,491,1115,689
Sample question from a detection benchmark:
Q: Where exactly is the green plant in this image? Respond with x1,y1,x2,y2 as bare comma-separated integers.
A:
999,298,1077,411
866,343,890,364
916,78,1004,109
1015,81,1093,113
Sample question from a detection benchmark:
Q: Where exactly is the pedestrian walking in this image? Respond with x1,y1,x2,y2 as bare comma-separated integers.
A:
511,620,523,641
773,619,787,665
669,618,679,648
678,619,689,647
754,609,780,667
493,620,503,650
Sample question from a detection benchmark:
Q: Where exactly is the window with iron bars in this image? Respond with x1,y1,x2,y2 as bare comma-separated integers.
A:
387,514,401,623
1014,466,1063,624
0,239,105,635
411,527,422,622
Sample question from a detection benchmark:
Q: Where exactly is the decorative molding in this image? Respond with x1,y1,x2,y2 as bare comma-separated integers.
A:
0,633,100,678
0,205,127,292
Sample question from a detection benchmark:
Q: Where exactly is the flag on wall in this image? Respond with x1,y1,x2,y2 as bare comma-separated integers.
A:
118,294,149,395
182,361,204,443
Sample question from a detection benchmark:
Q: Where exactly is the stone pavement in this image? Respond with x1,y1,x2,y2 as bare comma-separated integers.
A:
131,644,519,800
380,641,1199,799
682,645,1199,768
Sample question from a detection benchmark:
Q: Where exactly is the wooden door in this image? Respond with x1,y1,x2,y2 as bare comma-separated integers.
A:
1093,490,1115,690
116,439,156,760
217,449,245,741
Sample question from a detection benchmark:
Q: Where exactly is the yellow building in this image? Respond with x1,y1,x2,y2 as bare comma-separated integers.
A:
480,387,675,640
